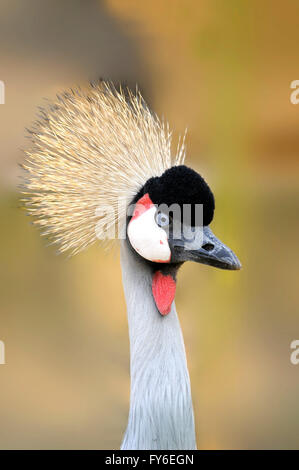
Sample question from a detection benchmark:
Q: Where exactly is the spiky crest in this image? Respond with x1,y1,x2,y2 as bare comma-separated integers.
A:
21,82,186,255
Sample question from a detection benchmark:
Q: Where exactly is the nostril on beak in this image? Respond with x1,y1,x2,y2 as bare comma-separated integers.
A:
202,243,214,252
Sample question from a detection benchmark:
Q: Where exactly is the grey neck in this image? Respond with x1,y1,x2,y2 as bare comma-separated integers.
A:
120,241,196,450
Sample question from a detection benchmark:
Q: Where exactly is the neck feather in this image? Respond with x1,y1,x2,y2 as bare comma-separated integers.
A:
120,241,196,450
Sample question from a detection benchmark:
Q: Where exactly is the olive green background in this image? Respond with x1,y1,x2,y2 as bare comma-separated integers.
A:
0,0,299,449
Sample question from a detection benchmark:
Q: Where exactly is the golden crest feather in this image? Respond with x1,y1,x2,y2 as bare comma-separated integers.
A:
22,81,186,255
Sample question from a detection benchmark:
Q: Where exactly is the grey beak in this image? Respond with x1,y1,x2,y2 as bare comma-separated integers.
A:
170,226,241,270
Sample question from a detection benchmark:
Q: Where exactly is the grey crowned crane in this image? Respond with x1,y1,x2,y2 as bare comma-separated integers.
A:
22,82,241,450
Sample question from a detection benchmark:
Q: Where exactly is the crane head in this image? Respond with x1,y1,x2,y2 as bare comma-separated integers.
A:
127,165,241,315
21,81,241,316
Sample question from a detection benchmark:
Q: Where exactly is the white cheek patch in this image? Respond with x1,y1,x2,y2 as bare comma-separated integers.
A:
128,204,171,263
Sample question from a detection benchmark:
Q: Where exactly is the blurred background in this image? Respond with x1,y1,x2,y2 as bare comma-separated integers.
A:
0,0,299,449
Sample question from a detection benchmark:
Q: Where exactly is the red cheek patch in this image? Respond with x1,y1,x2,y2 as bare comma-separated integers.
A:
152,271,176,316
131,193,154,221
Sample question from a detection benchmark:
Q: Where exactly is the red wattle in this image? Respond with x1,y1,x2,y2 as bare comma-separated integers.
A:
152,271,176,316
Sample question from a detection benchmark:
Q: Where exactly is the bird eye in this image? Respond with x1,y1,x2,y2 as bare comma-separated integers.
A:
155,212,169,227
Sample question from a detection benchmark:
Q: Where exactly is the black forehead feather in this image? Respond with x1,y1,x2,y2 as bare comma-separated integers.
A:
133,165,215,226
